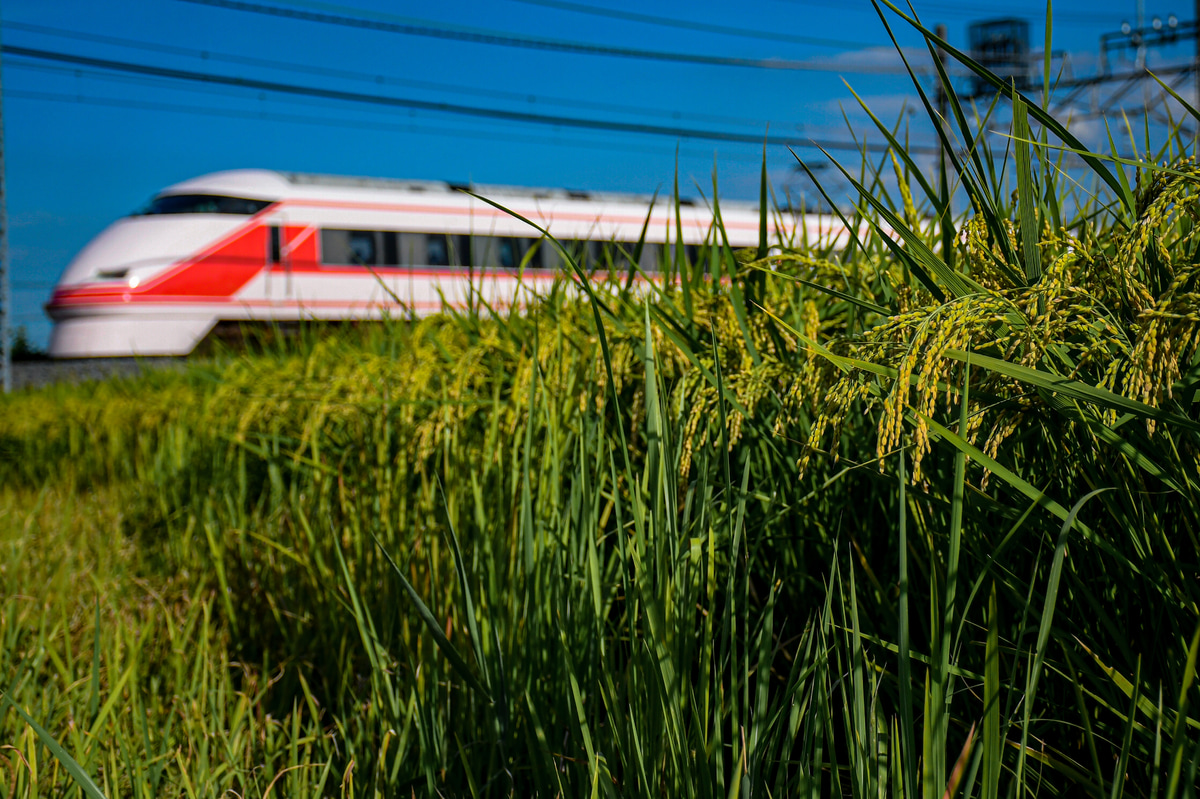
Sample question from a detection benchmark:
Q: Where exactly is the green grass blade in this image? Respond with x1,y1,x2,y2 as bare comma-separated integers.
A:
897,452,918,799
790,150,870,256
878,0,1133,210
757,142,770,264
1,693,108,799
710,171,762,364
1166,622,1200,798
1147,71,1200,123
814,145,985,300
871,0,1022,277
843,80,938,209
1015,487,1112,790
983,584,1001,799
370,532,492,699
435,475,501,724
1110,657,1143,799
743,259,891,316
88,598,101,724
1013,93,1043,285
941,349,1200,434
916,411,1146,568
934,356,971,792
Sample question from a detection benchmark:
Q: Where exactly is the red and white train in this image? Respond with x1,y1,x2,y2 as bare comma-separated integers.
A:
46,169,847,357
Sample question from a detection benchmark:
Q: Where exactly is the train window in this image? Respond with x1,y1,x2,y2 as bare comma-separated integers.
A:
397,233,422,265
427,235,450,266
471,237,525,269
538,240,564,272
497,238,518,269
350,232,376,265
469,236,523,268
522,239,545,269
562,240,640,272
455,235,472,267
268,227,282,264
382,232,399,266
638,243,660,273
470,236,495,267
321,229,379,266
138,194,272,216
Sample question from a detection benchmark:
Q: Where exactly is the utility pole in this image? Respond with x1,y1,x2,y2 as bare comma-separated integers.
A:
0,16,10,395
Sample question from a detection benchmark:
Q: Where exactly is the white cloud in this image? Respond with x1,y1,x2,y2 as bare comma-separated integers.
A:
800,46,936,75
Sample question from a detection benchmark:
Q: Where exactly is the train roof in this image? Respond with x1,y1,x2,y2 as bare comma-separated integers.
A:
158,169,745,211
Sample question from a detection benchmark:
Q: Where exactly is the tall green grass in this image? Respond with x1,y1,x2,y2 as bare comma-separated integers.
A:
4,3,1200,795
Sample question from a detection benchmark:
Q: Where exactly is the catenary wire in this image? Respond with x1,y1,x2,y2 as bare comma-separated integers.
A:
176,0,926,74
13,58,788,138
5,21,777,128
778,0,1130,26
3,45,946,155
7,59,792,144
5,87,792,165
13,59,973,164
500,0,875,48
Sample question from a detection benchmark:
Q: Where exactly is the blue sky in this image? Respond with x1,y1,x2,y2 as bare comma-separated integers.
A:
3,0,1192,347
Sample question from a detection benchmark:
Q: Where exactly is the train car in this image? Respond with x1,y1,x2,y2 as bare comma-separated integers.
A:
46,169,847,357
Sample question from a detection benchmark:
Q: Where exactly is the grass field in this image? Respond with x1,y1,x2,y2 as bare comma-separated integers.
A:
4,4,1200,796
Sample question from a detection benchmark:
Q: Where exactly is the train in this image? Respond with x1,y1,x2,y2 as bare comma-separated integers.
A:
45,169,848,357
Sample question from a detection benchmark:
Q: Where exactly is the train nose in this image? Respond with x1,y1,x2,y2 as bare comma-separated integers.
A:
47,313,219,358
54,215,246,286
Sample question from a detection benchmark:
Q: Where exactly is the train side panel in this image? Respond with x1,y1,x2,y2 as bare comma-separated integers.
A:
45,170,851,357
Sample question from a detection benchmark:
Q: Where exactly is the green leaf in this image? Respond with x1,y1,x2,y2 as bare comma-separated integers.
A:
1165,621,1200,797
1012,93,1043,285
983,584,1001,799
917,411,1145,573
815,144,986,301
88,597,101,724
371,532,492,700
436,474,503,727
1016,488,1112,790
743,257,891,316
870,0,1023,277
1,693,108,799
878,0,1133,211
941,349,1200,434
897,453,918,799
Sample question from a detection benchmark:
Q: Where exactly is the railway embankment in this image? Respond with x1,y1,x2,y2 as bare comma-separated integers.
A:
11,357,185,390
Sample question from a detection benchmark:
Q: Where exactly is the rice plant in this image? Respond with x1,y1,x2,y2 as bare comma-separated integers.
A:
3,2,1200,796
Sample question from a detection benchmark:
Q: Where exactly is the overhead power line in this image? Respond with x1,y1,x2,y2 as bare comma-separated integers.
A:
502,0,874,49
6,21,775,128
4,44,943,155
6,89,776,164
176,0,917,74
779,0,1124,26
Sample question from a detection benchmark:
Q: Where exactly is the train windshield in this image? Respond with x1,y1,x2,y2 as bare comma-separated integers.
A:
135,194,273,216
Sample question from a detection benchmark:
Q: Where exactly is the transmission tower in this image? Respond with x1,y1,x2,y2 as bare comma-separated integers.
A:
956,13,1199,126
